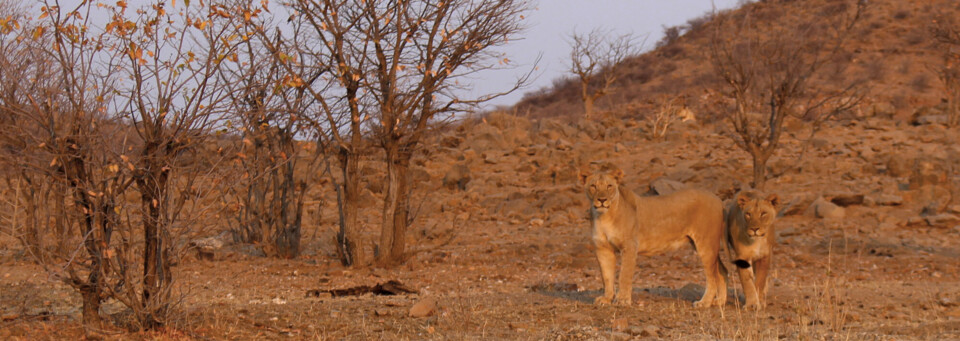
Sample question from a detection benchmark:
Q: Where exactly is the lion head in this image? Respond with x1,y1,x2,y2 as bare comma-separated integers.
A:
735,190,781,238
579,168,624,214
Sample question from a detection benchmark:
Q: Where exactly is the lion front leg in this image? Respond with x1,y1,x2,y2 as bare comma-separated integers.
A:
753,256,771,308
594,245,616,305
614,243,637,306
737,263,761,309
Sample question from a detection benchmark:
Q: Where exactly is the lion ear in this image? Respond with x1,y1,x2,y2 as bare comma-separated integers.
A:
610,168,625,182
766,193,781,208
578,168,591,185
736,192,750,208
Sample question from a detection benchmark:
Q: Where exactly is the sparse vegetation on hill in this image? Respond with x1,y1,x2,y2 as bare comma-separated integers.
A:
514,0,960,123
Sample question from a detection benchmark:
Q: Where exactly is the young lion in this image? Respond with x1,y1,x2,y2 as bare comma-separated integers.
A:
579,168,727,308
726,190,780,309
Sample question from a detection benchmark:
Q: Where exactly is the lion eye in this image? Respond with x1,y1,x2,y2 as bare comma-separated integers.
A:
744,213,751,219
761,212,767,217
606,184,613,190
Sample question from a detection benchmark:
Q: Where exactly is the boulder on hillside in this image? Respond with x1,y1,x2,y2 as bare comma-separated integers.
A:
648,177,687,196
830,193,864,207
536,118,578,141
442,164,471,191
464,123,507,152
909,157,948,189
885,154,913,178
485,111,532,131
810,197,845,220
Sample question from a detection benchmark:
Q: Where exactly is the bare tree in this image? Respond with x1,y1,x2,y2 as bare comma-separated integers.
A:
0,1,132,333
568,28,639,117
257,0,532,266
107,0,237,327
932,15,960,127
709,1,866,190
221,24,309,259
250,0,371,267
362,0,532,265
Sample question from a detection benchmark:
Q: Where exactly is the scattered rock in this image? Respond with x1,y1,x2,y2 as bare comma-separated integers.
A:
811,197,845,220
640,325,661,337
190,231,231,260
830,194,864,207
678,283,705,302
870,194,903,206
872,101,896,118
614,143,626,153
885,154,912,178
611,318,629,332
649,177,687,196
909,158,948,189
606,331,632,341
465,123,507,151
780,193,815,216
529,218,545,227
553,138,573,151
439,135,462,148
907,185,952,214
925,214,960,227
409,297,438,318
442,164,471,191
528,282,580,293
515,163,536,173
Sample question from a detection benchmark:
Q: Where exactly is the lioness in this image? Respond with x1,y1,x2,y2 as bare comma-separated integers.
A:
726,190,780,309
580,168,727,307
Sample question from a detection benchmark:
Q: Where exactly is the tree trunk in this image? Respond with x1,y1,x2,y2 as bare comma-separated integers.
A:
79,281,102,330
274,159,303,259
378,144,410,266
336,147,364,267
751,151,770,191
136,157,171,328
583,92,595,118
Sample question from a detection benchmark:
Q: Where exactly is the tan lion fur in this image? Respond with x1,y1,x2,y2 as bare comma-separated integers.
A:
579,168,727,308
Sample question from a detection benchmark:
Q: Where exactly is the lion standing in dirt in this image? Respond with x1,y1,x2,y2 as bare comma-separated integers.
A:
726,190,780,309
579,168,727,307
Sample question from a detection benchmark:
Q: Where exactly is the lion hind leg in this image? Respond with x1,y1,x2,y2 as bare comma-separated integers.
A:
691,238,725,308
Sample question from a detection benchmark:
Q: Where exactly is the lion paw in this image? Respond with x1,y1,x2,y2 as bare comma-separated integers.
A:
692,299,713,308
613,297,632,306
594,296,613,305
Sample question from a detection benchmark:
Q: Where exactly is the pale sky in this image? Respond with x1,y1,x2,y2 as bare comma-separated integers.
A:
46,0,742,111
473,0,742,109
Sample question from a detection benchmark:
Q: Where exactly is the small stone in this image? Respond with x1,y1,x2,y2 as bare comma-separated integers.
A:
830,194,864,207
607,331,632,341
925,214,960,227
811,197,845,220
529,218,545,227
611,318,629,332
649,177,687,196
872,194,903,206
614,143,627,153
640,325,661,337
409,297,438,318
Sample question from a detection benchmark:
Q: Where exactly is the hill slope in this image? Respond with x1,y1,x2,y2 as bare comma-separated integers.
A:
512,0,958,121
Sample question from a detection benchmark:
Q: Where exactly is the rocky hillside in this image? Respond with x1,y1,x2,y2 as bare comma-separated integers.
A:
512,0,959,122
